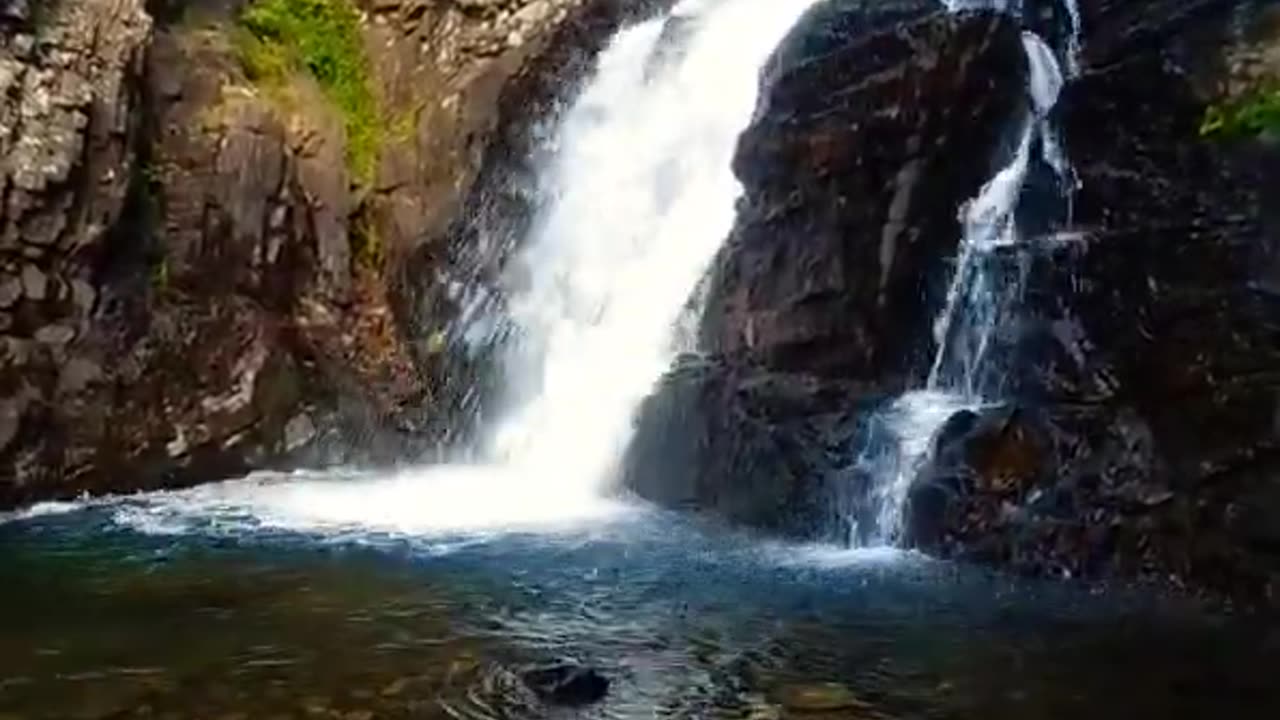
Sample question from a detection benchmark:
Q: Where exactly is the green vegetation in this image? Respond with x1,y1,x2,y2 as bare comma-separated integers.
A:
351,207,386,269
1200,85,1280,139
235,0,381,186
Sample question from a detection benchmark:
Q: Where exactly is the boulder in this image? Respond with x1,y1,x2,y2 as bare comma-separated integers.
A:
520,663,609,706
623,355,866,538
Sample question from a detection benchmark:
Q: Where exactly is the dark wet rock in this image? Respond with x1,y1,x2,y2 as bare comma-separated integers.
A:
699,0,1027,386
520,663,609,706
623,355,866,538
629,0,1280,609
627,2,1028,535
903,0,1280,605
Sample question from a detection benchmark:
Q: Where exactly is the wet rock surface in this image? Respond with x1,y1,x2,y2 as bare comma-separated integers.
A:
624,355,867,538
700,0,1027,386
905,0,1280,607
627,0,1029,536
627,0,1280,609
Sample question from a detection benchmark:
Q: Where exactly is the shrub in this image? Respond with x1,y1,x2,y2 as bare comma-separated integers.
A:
1200,85,1280,139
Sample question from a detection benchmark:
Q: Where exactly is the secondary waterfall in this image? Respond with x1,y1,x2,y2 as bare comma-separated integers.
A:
858,0,1079,546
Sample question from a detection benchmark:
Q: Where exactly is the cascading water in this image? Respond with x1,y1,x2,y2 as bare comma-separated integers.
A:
487,0,823,500
89,0,824,537
857,0,1080,546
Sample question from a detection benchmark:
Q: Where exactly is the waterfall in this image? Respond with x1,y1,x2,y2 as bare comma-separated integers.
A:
486,0,824,501
98,0,825,536
857,2,1079,546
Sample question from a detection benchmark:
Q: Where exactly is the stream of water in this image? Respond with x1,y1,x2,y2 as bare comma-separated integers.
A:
857,1,1080,546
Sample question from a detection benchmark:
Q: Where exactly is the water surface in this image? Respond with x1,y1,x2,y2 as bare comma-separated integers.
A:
2,487,1276,720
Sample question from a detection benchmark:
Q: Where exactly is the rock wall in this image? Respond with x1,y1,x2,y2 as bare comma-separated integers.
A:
627,0,1030,539
625,0,1280,610
909,0,1280,608
0,0,633,506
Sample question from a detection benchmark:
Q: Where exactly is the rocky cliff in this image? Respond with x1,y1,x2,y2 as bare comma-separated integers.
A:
0,0,644,506
625,0,1280,610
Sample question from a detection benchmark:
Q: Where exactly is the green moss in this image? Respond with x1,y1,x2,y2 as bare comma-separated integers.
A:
1200,85,1280,139
235,0,381,186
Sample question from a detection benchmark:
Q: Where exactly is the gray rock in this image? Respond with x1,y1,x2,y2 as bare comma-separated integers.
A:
20,265,46,301
69,278,95,316
57,357,103,395
284,413,317,452
0,0,29,24
34,324,75,347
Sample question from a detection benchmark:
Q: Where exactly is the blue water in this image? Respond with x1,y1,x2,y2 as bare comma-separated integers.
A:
1,501,1277,719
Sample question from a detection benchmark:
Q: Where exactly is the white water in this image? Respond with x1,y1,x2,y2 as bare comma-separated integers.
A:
42,0,823,539
488,0,822,499
861,12,1078,545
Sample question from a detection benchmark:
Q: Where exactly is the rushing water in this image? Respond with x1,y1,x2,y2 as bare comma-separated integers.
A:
485,0,823,503
856,3,1080,546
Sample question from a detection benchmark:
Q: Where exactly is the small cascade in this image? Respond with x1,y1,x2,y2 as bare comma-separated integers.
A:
856,1,1080,546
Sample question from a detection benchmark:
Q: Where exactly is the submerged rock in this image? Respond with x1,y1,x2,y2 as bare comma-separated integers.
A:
775,682,872,714
520,663,610,706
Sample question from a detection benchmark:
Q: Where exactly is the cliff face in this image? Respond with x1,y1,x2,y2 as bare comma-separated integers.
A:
0,0,619,506
625,0,1280,609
